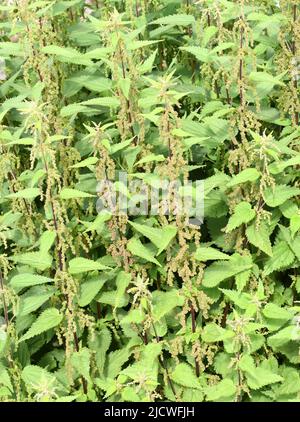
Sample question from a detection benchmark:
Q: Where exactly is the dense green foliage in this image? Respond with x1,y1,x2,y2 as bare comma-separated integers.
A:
0,0,300,402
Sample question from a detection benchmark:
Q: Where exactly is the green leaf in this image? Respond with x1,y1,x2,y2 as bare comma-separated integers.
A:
268,155,300,175
90,327,112,374
152,14,195,26
78,275,107,307
60,188,95,199
97,290,128,308
205,379,236,401
268,326,299,348
246,222,273,256
227,168,260,187
42,45,93,65
71,348,91,382
291,214,300,237
118,78,131,100
225,202,256,232
114,271,131,310
171,363,202,389
180,46,212,63
127,237,161,266
239,355,283,390
68,257,110,274
18,287,56,316
21,365,56,389
262,303,293,321
152,290,184,321
10,252,52,271
202,323,234,342
202,257,253,288
129,221,177,255
137,50,157,74
264,185,300,208
83,211,111,233
39,231,56,254
80,97,120,108
219,289,251,309
194,246,230,261
263,241,295,276
71,157,98,168
60,103,90,117
10,274,53,290
106,349,131,380
249,71,285,88
0,364,13,392
19,308,63,342
135,154,165,166
6,188,40,200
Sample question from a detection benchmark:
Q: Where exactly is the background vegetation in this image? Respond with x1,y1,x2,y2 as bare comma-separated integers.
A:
0,0,300,402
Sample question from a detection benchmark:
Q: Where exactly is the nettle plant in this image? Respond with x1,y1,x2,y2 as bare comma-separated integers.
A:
0,0,300,403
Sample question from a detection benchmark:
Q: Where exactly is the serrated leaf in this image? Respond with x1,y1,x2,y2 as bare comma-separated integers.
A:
202,257,253,288
291,214,300,237
10,252,52,271
205,379,236,401
18,287,56,316
152,14,195,26
246,222,272,256
19,308,63,342
263,185,300,208
219,289,251,309
39,231,56,254
194,246,230,261
71,157,98,168
249,71,285,88
225,202,256,232
6,188,40,200
78,275,107,307
71,348,91,382
129,221,177,255
10,274,53,290
268,326,299,349
263,303,293,321
106,349,131,380
42,45,92,65
135,154,165,166
171,363,202,389
60,188,95,199
263,241,295,276
239,355,283,390
68,257,110,274
83,210,111,233
152,290,184,321
202,323,234,342
118,78,131,100
90,327,112,374
60,103,90,116
227,168,260,187
21,365,56,388
81,97,120,108
127,237,161,266
114,271,131,310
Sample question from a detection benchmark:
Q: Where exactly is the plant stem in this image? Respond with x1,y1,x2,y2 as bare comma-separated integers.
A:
0,269,9,328
145,303,177,399
40,140,87,394
190,302,200,377
292,4,299,125
239,24,244,107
